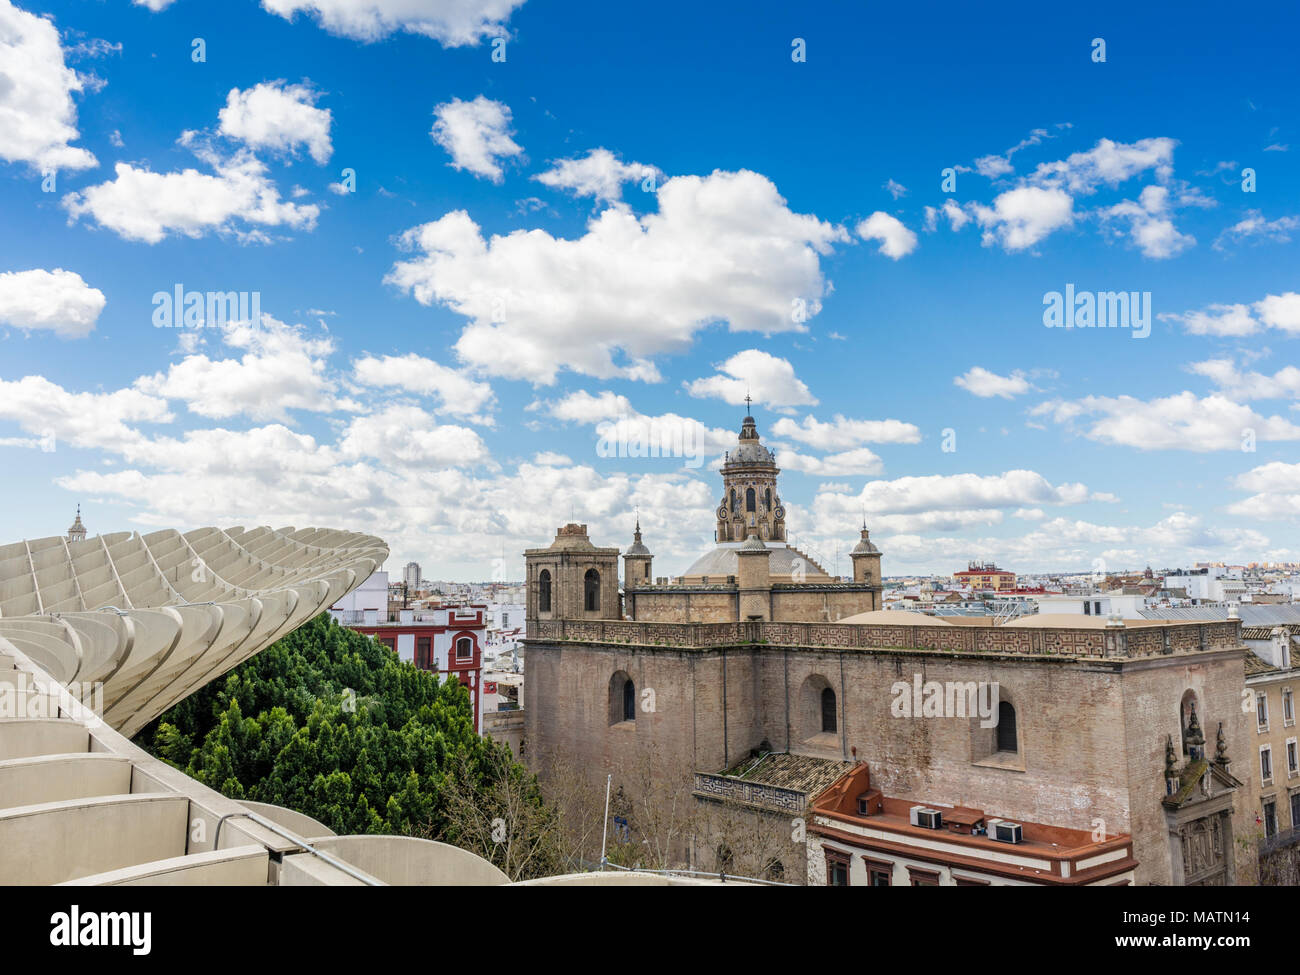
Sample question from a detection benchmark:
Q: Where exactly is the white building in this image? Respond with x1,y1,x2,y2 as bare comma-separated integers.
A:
403,561,422,589
1031,592,1148,618
330,569,389,624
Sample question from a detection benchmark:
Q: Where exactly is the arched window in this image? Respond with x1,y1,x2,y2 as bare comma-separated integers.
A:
610,672,635,725
623,678,636,721
997,701,1018,753
821,686,837,734
538,570,551,612
746,487,756,512
455,637,472,660
584,569,600,611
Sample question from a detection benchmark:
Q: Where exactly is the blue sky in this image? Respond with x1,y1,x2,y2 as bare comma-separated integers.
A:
2,0,1299,580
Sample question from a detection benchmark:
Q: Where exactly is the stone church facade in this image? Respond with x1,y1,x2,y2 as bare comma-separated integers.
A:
523,412,1255,885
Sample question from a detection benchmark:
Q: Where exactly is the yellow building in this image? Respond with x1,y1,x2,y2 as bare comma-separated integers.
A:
952,561,1016,591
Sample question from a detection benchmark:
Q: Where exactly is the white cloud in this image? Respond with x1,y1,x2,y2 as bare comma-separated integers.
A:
809,470,1102,536
532,390,736,462
1229,462,1300,520
0,0,98,172
945,138,1194,255
135,316,354,421
0,268,105,338
1099,184,1195,258
1255,293,1300,332
883,178,907,199
1161,302,1259,337
1187,358,1300,401
1032,391,1300,450
1213,210,1300,250
533,148,661,203
819,470,1097,516
923,199,970,232
1161,292,1300,337
534,389,634,423
855,211,917,259
533,451,571,466
259,0,525,45
217,81,332,164
968,186,1074,251
132,0,178,9
337,404,490,467
0,375,171,453
776,447,883,477
387,170,848,383
352,352,495,419
684,349,817,408
970,126,1061,180
954,366,1031,399
430,96,521,182
770,414,922,448
1028,137,1176,194
63,150,319,243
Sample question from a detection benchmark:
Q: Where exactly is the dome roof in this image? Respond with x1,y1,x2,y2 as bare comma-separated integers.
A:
680,542,830,580
728,441,775,465
851,529,879,555
723,414,776,468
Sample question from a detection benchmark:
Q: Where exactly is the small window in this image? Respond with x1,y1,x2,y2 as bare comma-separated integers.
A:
455,637,473,661
1288,739,1297,775
864,858,892,886
1261,746,1273,782
1264,800,1278,838
746,487,756,512
1258,693,1270,728
1285,688,1294,725
764,487,772,511
623,678,636,722
908,866,941,886
417,636,431,669
821,686,837,734
1083,601,1091,616
997,701,1018,754
825,851,850,887
538,570,552,612
584,569,600,611
1291,793,1300,829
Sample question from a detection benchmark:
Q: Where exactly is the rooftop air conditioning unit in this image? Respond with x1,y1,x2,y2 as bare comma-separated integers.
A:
989,820,1023,844
909,805,943,829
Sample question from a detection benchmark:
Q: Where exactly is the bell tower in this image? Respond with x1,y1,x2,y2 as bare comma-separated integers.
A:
524,523,621,622
715,401,785,544
623,518,653,587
